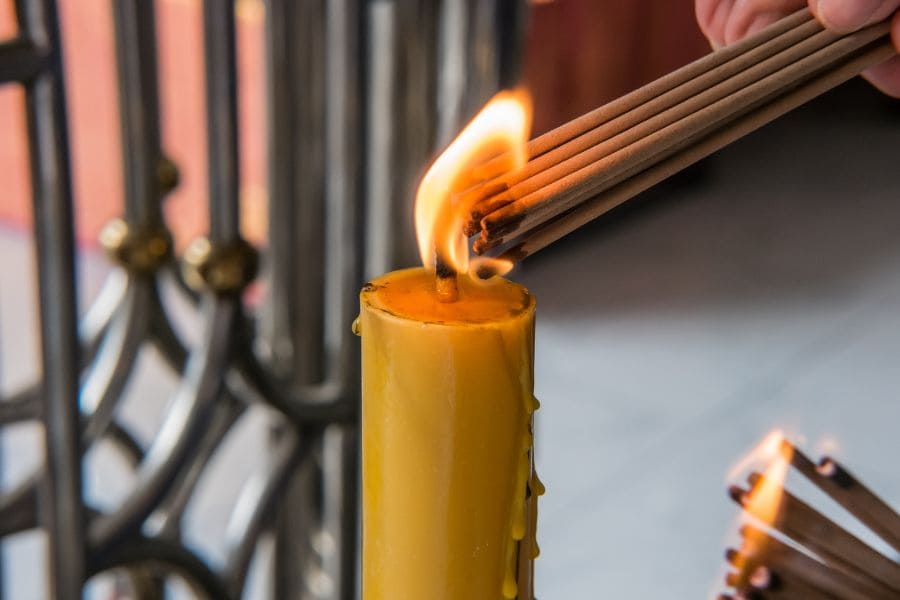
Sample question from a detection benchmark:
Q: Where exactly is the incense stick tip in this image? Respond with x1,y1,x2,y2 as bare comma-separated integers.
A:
748,566,777,590
728,485,747,505
816,457,855,488
724,548,742,566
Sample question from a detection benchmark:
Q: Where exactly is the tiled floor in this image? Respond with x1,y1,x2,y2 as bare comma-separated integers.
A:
2,79,899,598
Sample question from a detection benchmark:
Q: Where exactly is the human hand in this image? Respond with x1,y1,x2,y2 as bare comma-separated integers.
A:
695,0,900,97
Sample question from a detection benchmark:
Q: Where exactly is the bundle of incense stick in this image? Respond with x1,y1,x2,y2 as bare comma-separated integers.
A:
721,439,900,600
464,8,897,264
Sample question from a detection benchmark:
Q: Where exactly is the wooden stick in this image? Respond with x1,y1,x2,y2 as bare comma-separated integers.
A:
469,19,831,226
484,38,896,260
464,13,825,227
725,546,763,589
781,440,900,554
469,8,815,183
818,457,900,553
733,477,900,596
746,565,833,599
477,21,892,248
735,525,888,600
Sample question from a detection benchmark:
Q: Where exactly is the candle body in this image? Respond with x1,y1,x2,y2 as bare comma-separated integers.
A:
359,267,539,600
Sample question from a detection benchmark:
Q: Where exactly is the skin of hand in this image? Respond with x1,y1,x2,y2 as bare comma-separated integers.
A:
695,0,900,97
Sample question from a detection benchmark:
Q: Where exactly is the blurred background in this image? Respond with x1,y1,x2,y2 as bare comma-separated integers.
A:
1,0,899,598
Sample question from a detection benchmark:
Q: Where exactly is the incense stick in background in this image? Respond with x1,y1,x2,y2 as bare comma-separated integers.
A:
467,10,898,263
721,438,900,600
728,526,881,600
732,476,900,596
782,440,900,553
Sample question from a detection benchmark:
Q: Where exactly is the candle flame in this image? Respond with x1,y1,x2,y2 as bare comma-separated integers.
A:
414,90,532,276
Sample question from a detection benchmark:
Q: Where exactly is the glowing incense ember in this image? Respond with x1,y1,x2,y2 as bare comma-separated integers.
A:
726,430,791,551
744,448,791,533
726,430,785,482
414,90,531,297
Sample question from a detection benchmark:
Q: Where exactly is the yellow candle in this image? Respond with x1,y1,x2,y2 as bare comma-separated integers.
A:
359,267,540,599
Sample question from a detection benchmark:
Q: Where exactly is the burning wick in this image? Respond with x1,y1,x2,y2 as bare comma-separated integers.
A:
435,255,459,303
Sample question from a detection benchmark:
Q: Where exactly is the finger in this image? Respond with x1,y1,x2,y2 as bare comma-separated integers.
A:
697,0,807,48
723,0,806,45
812,0,900,34
861,11,900,98
728,8,797,43
696,0,738,48
862,55,900,98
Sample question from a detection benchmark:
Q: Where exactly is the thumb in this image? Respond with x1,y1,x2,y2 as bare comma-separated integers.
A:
812,0,900,34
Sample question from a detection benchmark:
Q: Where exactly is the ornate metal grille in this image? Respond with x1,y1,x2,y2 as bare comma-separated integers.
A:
0,0,525,597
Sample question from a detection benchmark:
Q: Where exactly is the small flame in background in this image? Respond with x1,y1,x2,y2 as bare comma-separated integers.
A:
414,90,532,277
726,430,785,482
727,430,792,546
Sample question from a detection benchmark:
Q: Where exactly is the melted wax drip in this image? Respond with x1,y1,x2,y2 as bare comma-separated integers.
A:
502,395,544,599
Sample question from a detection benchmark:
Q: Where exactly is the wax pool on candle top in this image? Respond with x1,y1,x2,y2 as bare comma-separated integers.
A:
359,267,541,600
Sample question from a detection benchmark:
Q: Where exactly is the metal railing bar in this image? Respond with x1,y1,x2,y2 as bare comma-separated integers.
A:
121,566,164,600
0,417,144,535
323,0,366,400
262,0,328,384
79,269,129,356
21,0,84,592
87,535,233,600
0,393,40,423
148,282,355,423
103,420,145,468
79,279,148,442
229,354,355,423
0,38,48,84
393,0,440,265
147,282,356,422
223,423,302,596
111,0,166,225
202,0,240,243
363,0,397,280
273,430,327,600
1,271,126,427
0,473,38,537
436,0,467,147
87,298,236,553
145,391,244,539
147,287,190,374
321,424,359,600
321,4,366,595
